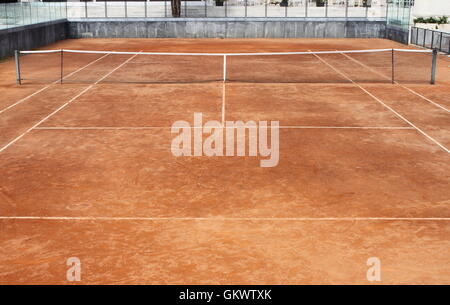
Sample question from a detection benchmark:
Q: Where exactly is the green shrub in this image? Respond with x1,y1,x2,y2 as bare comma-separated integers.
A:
414,16,449,24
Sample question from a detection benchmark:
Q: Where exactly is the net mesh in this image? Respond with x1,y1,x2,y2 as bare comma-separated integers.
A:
17,48,435,85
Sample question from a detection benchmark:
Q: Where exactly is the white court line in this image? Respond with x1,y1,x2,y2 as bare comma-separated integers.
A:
0,53,111,115
0,52,142,154
33,126,416,130
310,51,450,154
0,216,448,221
339,52,450,113
222,82,226,126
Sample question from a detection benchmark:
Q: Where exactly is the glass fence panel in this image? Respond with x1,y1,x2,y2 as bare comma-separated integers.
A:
0,0,390,31
87,2,107,18
147,1,169,17
326,0,346,17
107,1,127,18
206,0,226,17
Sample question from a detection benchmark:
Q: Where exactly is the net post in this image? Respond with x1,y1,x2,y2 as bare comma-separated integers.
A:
391,49,395,84
223,55,227,82
15,50,21,85
60,49,64,84
431,49,438,85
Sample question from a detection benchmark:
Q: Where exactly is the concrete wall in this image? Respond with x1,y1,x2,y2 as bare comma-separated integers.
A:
0,18,389,59
385,24,409,44
68,18,386,39
0,20,68,59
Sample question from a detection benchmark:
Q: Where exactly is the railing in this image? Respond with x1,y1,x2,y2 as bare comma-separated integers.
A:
67,0,387,19
0,2,67,30
411,27,450,54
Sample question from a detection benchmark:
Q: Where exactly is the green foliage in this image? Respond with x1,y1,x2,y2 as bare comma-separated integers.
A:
414,16,449,25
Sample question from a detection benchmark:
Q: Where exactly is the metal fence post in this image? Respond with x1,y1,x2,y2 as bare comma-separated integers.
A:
385,0,389,24
391,49,395,84
125,1,128,18
21,2,25,25
60,49,64,84
416,27,419,45
165,0,167,18
225,0,228,18
30,2,33,24
145,1,148,18
15,50,21,85
345,0,348,19
3,3,7,28
105,1,107,18
85,0,87,18
245,0,248,18
439,32,443,52
431,30,435,49
13,2,17,25
305,0,308,18
204,0,207,17
423,28,426,47
265,1,267,18
325,0,328,18
431,49,438,85
285,1,288,17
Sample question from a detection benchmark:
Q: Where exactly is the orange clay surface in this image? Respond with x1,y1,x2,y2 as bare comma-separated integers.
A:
0,38,449,284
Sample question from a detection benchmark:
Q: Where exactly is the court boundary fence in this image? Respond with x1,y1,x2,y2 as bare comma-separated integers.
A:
410,27,450,54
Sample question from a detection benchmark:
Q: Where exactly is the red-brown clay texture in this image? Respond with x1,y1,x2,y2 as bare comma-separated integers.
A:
0,38,449,284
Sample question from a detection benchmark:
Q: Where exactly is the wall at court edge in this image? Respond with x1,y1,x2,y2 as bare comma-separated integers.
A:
0,20,68,59
67,19,386,39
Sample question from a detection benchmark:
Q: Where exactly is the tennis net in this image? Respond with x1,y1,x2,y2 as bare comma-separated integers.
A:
15,48,437,85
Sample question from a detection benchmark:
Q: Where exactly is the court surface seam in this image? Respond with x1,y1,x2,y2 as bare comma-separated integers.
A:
0,52,142,153
0,216,449,221
310,51,450,154
0,53,111,115
339,51,450,113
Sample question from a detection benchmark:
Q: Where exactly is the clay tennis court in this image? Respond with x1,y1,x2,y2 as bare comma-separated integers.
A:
0,38,449,284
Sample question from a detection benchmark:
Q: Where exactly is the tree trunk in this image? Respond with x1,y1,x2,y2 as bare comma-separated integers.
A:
171,0,182,17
